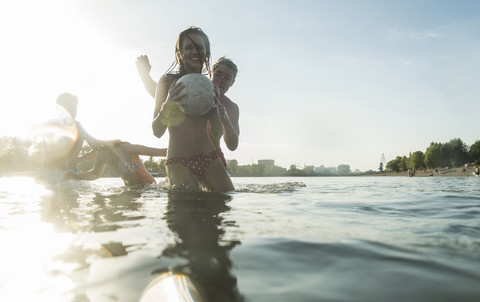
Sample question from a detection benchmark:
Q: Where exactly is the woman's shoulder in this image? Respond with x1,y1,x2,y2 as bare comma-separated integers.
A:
157,74,181,91
159,73,181,83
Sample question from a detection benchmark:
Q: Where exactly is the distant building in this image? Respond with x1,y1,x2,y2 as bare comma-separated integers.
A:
314,165,337,174
258,159,275,169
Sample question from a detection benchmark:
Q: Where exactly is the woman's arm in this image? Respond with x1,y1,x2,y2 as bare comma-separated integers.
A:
78,149,97,163
152,77,187,137
153,76,172,118
63,153,106,181
124,143,167,157
152,77,173,138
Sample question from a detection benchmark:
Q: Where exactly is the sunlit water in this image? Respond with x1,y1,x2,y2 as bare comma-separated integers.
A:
0,176,479,301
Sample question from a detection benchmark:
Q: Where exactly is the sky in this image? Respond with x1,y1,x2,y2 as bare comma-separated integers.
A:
1,0,479,172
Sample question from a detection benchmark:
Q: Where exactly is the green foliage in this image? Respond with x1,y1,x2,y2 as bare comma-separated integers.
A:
424,142,442,169
285,165,317,176
469,140,480,165
444,138,469,167
235,164,266,176
0,136,36,172
409,151,425,170
424,139,469,169
386,156,401,172
2,134,479,176
399,156,408,172
227,159,238,175
143,157,166,173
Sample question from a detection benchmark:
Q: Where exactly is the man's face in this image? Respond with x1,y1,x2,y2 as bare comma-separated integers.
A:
211,64,235,96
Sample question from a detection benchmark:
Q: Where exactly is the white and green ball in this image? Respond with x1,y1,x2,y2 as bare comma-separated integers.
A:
176,74,215,116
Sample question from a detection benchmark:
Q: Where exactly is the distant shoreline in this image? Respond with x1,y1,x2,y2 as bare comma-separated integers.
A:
1,167,478,178
371,167,477,177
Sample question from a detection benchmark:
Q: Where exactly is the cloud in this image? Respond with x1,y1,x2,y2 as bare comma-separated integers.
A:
387,28,442,41
410,31,442,40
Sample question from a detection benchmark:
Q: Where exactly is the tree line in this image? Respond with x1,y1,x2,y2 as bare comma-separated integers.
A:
1,135,355,177
385,138,480,172
0,136,280,176
8,135,478,176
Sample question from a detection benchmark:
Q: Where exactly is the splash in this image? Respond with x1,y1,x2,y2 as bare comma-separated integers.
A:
29,105,79,166
236,182,306,193
32,122,78,157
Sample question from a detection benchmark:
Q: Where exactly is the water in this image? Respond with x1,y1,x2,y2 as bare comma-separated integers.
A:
0,176,479,301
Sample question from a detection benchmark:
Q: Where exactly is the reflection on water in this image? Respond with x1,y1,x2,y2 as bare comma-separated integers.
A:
41,186,145,234
156,192,244,302
2,176,480,301
2,178,244,301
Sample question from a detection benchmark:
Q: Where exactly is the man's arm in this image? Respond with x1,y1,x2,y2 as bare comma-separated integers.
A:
209,108,224,144
221,100,240,151
136,55,157,98
209,90,225,144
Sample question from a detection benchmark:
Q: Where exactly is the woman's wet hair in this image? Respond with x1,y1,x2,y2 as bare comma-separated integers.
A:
165,26,211,76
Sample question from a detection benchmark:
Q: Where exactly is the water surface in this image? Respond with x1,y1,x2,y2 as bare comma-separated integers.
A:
0,176,479,301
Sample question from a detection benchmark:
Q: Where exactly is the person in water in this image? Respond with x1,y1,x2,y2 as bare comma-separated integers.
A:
136,55,240,168
38,93,96,176
63,139,167,186
207,57,240,165
146,26,233,192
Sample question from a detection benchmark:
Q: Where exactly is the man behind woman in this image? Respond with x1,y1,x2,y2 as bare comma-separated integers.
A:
136,26,238,192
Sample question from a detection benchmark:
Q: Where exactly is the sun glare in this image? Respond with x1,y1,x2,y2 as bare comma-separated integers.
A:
0,177,75,300
0,1,136,141
140,272,202,302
